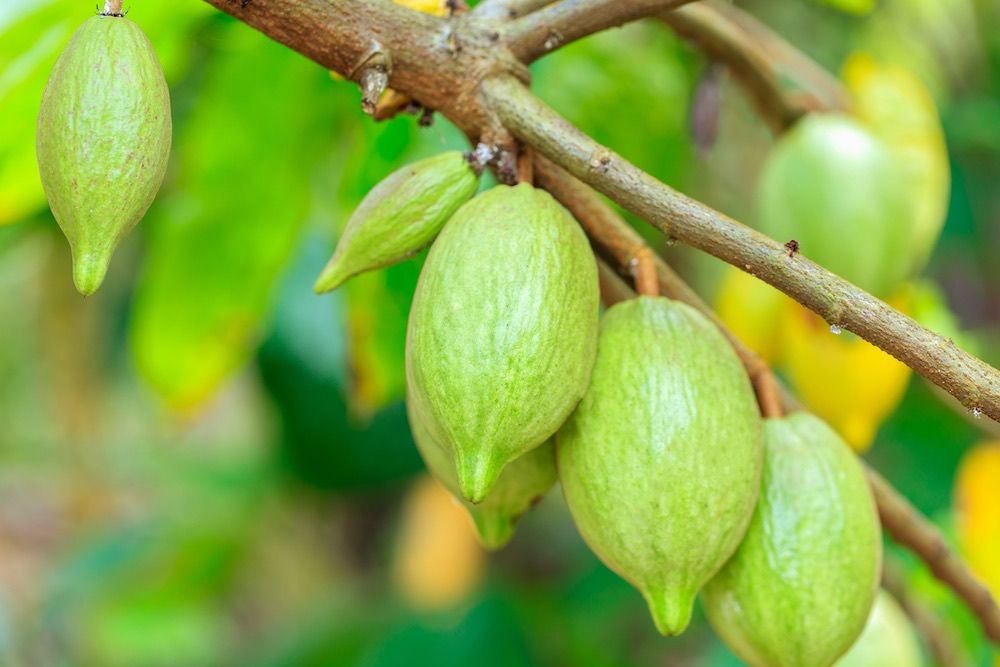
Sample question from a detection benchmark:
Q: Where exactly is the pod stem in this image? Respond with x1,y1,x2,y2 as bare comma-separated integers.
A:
102,0,124,16
630,247,658,298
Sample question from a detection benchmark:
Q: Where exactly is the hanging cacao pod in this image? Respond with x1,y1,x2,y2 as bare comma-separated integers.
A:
557,296,762,636
702,412,882,667
406,183,599,503
757,114,910,299
314,151,480,293
36,13,171,295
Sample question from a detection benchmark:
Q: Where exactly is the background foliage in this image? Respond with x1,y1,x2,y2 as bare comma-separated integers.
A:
0,0,999,664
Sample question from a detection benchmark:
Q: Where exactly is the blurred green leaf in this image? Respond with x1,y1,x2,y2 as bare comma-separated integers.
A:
130,23,345,411
257,236,423,490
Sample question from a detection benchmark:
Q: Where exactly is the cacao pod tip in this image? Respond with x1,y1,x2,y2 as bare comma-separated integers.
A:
644,587,695,636
455,451,502,504
313,258,350,294
471,513,516,551
71,248,111,296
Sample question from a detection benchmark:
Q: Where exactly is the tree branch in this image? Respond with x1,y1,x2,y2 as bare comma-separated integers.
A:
537,158,1000,643
473,0,557,20
197,0,528,140
483,75,1000,424
661,2,810,133
869,470,1000,643
505,0,697,63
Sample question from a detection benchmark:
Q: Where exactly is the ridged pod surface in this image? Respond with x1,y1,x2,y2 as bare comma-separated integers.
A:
406,184,598,503
836,590,922,667
314,151,480,293
757,114,910,299
557,296,762,636
36,14,171,295
702,412,882,667
408,400,556,550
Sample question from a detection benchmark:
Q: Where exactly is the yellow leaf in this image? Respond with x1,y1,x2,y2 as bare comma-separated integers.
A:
843,53,950,274
955,442,1000,600
779,290,912,452
392,475,484,610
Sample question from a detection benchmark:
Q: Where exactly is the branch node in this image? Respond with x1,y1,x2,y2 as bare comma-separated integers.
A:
350,46,392,117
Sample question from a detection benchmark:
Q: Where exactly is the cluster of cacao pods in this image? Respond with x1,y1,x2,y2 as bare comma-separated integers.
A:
37,10,172,296
33,11,892,663
319,148,884,666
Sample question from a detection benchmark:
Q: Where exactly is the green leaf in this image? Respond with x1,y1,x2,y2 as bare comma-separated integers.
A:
129,23,345,411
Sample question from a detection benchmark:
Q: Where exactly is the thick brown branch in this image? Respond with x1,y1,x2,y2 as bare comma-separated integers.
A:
869,470,1000,643
198,0,526,140
505,0,697,63
485,75,1000,424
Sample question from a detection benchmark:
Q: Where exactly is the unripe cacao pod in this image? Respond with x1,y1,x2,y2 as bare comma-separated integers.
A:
836,590,923,667
36,14,171,295
314,151,480,293
702,412,882,667
757,114,910,299
408,400,556,550
557,296,762,636
843,53,950,277
406,183,599,503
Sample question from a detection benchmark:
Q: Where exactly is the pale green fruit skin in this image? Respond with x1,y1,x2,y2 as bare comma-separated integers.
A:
314,151,480,293
36,15,171,296
757,114,910,299
702,412,882,667
406,183,599,503
836,591,923,667
408,399,557,550
557,296,762,636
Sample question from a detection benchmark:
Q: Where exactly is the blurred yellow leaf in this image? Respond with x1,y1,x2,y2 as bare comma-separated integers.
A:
394,0,451,15
779,290,912,452
715,266,795,363
843,53,950,275
392,475,484,611
955,441,1000,600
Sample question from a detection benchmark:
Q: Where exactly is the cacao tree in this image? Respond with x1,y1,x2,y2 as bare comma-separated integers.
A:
2,0,1000,664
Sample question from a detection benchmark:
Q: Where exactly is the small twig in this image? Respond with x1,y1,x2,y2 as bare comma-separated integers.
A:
630,248,659,297
505,0,699,63
102,0,123,16
883,561,965,667
516,146,535,185
868,469,1000,644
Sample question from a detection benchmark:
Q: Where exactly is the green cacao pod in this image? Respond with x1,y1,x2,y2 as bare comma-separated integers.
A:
36,14,171,296
757,114,910,299
314,151,480,293
836,590,922,667
406,183,598,503
702,411,882,667
557,296,762,636
408,399,556,550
